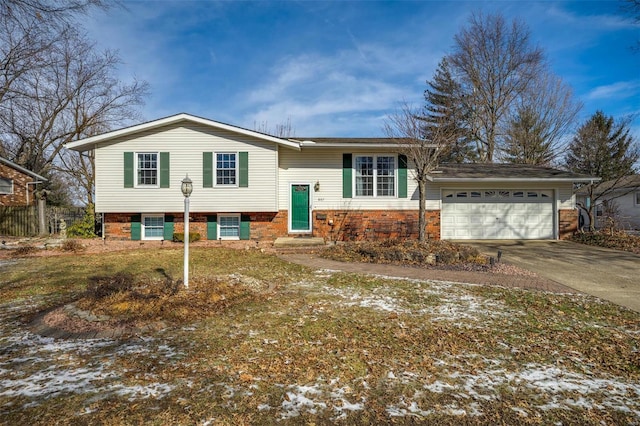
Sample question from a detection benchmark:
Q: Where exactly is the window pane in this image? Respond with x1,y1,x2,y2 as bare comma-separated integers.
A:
355,156,373,196
143,216,163,238
137,153,158,185
219,216,240,237
0,178,11,193
216,153,237,185
376,156,395,196
635,191,640,205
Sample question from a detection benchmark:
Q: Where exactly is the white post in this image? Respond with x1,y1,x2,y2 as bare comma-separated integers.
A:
183,195,190,289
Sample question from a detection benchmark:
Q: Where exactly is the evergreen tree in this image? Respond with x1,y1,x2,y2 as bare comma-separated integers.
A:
565,111,639,229
502,106,555,165
423,58,476,163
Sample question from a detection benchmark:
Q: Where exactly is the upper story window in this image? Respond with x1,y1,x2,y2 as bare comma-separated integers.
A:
216,153,237,186
355,155,395,197
137,153,158,186
0,177,12,194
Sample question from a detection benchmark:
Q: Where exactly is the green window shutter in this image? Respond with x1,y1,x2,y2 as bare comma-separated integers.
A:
342,153,352,198
239,151,248,187
398,154,408,198
124,152,134,188
160,152,170,188
240,215,250,240
131,214,141,240
207,215,217,240
203,152,213,188
163,215,174,240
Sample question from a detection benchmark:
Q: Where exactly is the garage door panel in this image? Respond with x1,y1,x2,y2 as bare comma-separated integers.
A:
441,189,555,240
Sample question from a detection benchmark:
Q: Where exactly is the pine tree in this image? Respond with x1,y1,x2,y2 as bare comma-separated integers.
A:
502,106,555,165
565,111,639,229
423,58,476,163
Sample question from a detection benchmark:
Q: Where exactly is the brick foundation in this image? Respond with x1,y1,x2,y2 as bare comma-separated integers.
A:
558,209,578,240
313,209,441,241
103,210,442,241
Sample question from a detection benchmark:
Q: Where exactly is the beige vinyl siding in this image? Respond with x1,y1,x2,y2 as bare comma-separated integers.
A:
94,123,280,213
557,186,575,209
278,148,419,211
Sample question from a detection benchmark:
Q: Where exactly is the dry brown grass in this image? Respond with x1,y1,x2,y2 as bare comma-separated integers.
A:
76,273,268,324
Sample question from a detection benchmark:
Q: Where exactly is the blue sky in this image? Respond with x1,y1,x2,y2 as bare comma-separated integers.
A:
84,1,639,138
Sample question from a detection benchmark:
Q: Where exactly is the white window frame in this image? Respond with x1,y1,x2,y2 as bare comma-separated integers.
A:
141,214,164,240
135,152,159,188
635,191,640,206
353,154,397,198
0,177,13,195
215,152,238,187
218,214,241,240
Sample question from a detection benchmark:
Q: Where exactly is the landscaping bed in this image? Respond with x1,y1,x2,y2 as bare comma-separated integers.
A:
570,230,640,254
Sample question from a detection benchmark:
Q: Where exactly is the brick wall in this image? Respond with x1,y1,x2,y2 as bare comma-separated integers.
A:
0,162,38,206
313,209,437,241
558,209,578,240
103,210,441,241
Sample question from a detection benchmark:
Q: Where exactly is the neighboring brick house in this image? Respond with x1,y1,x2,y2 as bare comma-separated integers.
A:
65,113,596,242
0,157,47,206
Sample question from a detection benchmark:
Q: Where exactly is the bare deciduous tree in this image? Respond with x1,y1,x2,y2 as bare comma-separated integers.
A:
0,26,148,204
253,117,295,138
384,102,457,241
447,12,545,162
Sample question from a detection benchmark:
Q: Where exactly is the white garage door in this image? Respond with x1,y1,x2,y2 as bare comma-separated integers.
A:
441,189,555,239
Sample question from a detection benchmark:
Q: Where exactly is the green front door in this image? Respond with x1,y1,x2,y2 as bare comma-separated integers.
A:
291,184,310,231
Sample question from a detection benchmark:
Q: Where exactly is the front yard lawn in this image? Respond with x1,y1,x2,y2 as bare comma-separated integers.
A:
0,247,638,425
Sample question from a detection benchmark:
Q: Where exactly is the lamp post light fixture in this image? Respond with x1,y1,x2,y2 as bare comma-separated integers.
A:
181,174,193,288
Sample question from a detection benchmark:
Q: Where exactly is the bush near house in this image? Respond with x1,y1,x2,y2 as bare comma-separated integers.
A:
570,231,640,255
321,239,486,267
172,232,201,243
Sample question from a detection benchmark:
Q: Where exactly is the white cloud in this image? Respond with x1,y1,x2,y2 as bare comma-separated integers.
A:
586,81,640,101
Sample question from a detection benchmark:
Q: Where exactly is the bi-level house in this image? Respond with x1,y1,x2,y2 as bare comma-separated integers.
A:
65,113,595,242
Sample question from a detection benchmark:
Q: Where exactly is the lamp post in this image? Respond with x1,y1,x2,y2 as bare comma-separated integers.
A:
181,174,193,288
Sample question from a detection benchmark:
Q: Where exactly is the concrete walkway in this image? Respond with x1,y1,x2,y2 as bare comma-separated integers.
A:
463,240,640,313
277,252,577,294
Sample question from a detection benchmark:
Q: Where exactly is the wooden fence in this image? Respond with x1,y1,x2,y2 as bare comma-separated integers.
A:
0,206,86,237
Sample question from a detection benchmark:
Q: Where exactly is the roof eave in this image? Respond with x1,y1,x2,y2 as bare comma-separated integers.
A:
0,157,47,181
429,177,598,183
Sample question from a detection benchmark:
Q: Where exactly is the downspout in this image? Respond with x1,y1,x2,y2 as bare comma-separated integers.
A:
26,180,43,205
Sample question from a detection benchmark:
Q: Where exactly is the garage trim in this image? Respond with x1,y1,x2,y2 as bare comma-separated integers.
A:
440,188,557,240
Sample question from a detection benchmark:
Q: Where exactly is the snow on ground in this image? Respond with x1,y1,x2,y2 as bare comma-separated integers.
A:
0,300,181,407
0,278,638,421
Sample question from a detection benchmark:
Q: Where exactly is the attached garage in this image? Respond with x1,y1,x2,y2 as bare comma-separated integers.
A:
426,164,598,241
441,189,554,239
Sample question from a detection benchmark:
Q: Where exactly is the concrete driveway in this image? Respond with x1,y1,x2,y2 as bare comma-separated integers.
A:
462,240,640,313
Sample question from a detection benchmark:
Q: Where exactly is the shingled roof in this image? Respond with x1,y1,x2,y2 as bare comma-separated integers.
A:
427,163,597,182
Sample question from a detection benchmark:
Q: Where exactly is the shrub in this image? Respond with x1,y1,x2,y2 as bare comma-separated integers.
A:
61,239,85,252
11,245,37,257
67,208,97,238
86,272,134,299
172,232,201,243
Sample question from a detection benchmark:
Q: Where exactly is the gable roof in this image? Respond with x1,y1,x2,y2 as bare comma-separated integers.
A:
427,163,598,183
65,113,302,151
0,157,47,181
